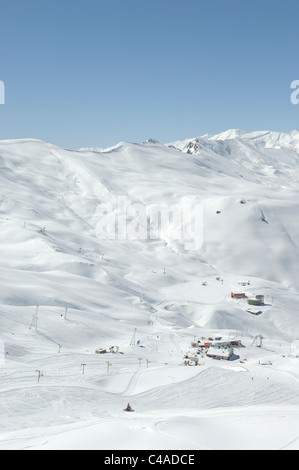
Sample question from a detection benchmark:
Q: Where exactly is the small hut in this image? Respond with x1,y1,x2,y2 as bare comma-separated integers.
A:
231,292,246,299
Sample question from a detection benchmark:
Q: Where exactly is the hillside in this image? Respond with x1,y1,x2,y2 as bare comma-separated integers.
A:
1,132,299,450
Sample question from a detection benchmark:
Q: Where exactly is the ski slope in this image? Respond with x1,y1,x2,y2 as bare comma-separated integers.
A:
1,130,299,450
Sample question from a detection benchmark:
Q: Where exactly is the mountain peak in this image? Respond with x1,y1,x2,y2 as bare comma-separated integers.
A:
167,128,299,154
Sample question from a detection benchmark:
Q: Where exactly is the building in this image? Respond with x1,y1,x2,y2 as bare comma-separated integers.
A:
219,339,241,347
248,298,262,306
247,309,262,315
194,338,242,349
248,295,264,306
95,348,107,354
206,345,233,361
231,292,246,299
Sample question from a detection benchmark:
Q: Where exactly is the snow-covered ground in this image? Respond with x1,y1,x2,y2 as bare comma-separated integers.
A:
1,130,299,450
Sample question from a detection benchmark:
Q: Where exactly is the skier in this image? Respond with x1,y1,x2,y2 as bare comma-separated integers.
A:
125,403,132,412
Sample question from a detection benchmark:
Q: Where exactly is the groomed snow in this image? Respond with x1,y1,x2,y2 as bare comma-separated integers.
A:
1,131,299,450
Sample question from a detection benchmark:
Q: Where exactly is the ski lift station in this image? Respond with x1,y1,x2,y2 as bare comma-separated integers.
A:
206,345,233,361
185,336,241,364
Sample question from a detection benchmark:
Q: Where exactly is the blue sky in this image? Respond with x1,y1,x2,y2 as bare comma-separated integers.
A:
0,0,298,148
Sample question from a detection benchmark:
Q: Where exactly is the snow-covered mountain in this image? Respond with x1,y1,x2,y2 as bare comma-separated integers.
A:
1,131,299,450
169,128,299,154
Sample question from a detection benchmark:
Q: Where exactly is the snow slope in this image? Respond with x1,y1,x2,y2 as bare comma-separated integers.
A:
1,131,299,450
